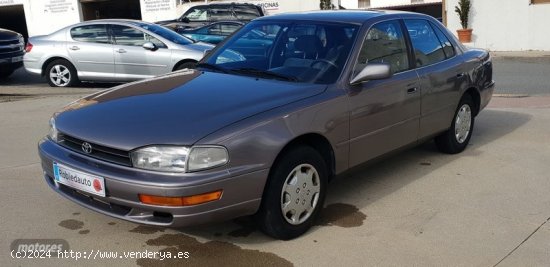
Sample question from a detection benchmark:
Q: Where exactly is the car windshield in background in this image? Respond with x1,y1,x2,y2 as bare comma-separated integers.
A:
134,22,194,45
203,21,359,84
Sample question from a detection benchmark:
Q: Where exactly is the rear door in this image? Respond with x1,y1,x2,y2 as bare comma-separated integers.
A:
67,24,114,80
347,20,421,167
111,24,172,80
403,19,467,138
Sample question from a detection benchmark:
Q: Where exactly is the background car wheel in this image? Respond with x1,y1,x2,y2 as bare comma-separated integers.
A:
0,68,15,79
175,61,196,71
435,94,475,154
46,59,78,87
256,145,328,240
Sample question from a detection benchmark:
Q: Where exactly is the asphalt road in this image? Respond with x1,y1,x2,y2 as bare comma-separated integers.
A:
493,56,550,95
1,69,550,266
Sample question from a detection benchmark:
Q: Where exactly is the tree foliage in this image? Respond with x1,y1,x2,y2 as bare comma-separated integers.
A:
454,0,471,29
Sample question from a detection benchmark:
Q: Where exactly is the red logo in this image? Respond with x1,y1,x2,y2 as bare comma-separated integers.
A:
93,179,102,192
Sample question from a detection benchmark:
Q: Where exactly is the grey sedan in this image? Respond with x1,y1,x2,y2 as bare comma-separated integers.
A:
38,11,494,239
24,19,213,87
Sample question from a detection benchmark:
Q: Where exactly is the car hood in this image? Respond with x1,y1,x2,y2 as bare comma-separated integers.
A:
55,70,327,151
0,28,20,39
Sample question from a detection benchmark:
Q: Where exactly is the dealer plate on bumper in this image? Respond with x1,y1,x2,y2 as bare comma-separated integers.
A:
53,163,106,197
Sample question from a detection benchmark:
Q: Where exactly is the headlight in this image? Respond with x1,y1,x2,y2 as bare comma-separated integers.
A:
187,146,228,172
130,146,190,173
48,117,58,142
130,145,228,173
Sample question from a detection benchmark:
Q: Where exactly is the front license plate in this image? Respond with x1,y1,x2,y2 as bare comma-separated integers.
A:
11,56,23,63
53,163,106,197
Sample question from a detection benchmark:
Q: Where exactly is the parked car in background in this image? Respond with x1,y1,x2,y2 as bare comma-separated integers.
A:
24,20,213,87
180,21,243,44
0,28,25,79
157,3,264,32
39,11,494,239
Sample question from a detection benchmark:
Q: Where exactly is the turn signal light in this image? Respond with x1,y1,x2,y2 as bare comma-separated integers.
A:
139,190,223,206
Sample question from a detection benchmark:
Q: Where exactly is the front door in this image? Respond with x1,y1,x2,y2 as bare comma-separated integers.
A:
348,20,421,167
111,24,171,81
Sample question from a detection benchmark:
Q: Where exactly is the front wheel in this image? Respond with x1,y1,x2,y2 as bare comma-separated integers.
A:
46,59,78,87
435,94,475,154
256,146,328,240
174,61,196,71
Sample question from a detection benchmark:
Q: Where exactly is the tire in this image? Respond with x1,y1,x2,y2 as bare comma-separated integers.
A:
435,94,475,154
256,145,328,240
45,59,78,87
174,61,196,71
0,68,15,78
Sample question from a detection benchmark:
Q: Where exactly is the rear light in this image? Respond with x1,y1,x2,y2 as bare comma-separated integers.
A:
25,42,33,53
139,190,223,206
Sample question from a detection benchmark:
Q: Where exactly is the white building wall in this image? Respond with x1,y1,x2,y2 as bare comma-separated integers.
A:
1,0,81,36
446,0,550,51
340,0,441,9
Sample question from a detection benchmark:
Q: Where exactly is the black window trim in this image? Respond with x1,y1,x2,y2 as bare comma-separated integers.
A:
351,18,415,78
401,18,459,70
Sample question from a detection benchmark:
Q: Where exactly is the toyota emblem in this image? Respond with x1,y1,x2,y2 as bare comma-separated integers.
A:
81,142,93,154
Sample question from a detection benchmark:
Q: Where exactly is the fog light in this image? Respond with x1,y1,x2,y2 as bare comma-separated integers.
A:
139,190,223,206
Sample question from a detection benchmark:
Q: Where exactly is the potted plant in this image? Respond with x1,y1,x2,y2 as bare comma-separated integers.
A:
455,0,472,43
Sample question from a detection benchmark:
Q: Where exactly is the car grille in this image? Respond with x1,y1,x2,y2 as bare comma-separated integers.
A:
58,133,132,166
0,39,24,54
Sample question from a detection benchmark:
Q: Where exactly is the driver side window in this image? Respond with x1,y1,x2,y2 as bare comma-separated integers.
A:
355,20,409,75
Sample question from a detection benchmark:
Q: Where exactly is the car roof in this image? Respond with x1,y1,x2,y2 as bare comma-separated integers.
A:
256,10,424,24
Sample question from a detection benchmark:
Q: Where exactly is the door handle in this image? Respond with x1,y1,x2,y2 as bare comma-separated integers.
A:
69,46,80,51
456,73,466,78
116,49,127,53
407,87,418,94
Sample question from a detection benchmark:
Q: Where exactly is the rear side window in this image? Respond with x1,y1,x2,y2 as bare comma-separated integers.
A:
355,20,410,75
431,22,456,58
404,19,447,67
233,5,261,20
71,25,109,44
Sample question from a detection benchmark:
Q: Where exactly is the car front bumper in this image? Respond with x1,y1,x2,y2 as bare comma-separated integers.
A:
38,139,267,227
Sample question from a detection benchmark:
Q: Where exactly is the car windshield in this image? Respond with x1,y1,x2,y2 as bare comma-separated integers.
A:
135,22,194,45
202,21,359,84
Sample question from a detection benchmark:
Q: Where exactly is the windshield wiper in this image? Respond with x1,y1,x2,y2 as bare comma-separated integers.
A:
231,68,298,82
196,63,229,74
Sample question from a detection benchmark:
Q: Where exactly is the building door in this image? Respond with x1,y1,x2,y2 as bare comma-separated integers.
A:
0,4,29,40
80,0,141,21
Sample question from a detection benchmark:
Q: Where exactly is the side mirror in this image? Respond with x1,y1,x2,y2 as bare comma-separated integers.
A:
142,42,157,51
350,63,392,85
180,17,190,23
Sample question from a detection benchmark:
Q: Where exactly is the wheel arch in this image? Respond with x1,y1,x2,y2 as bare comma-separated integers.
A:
463,87,481,116
41,56,75,77
172,59,198,71
270,133,336,181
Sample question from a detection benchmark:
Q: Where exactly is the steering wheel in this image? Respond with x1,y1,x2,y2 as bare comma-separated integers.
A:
311,59,338,69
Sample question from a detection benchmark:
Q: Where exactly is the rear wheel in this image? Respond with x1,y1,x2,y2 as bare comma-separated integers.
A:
46,59,78,87
435,94,475,154
256,146,328,240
